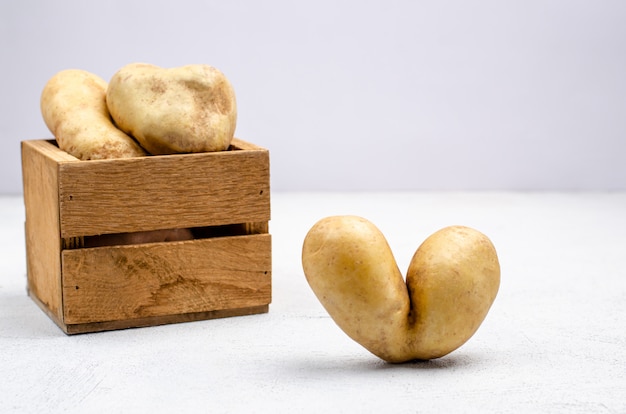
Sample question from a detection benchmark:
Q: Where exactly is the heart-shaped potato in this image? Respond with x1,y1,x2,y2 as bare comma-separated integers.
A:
301,216,500,362
106,63,237,155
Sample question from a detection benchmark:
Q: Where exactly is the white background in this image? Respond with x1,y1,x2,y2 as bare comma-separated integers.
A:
2,0,625,193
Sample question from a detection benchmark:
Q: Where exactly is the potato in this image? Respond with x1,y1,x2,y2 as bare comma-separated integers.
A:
106,63,237,155
40,69,147,160
84,228,194,248
301,216,500,362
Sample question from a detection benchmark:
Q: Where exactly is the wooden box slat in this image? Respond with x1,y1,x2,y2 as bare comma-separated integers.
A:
21,140,69,321
57,138,270,238
62,234,271,324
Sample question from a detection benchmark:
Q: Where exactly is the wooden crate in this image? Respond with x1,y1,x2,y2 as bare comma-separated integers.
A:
21,138,271,334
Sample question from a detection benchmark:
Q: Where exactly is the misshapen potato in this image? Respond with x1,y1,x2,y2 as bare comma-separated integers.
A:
302,216,500,362
106,63,237,155
40,69,147,160
302,216,411,362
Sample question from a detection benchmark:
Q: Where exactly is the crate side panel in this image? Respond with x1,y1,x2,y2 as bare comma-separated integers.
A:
61,234,272,324
231,137,267,151
21,141,65,320
23,140,80,162
58,148,270,238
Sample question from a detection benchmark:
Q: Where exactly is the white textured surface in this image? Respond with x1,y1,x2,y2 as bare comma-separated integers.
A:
1,192,625,413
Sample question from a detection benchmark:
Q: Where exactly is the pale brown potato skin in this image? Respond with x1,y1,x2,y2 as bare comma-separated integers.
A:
302,216,500,363
40,69,147,160
106,63,237,155
84,228,194,248
405,225,501,360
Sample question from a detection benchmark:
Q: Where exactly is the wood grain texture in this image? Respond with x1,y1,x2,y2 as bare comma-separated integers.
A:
22,139,79,163
21,138,272,334
55,138,270,238
21,140,72,321
61,234,271,325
